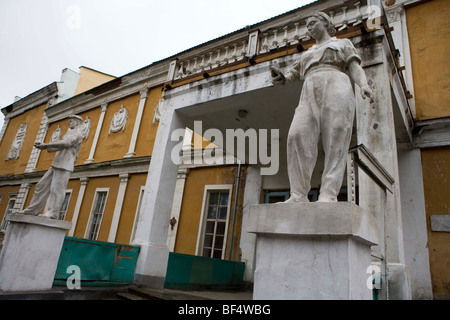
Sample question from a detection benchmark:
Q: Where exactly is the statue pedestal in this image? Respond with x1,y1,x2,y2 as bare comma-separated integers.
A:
248,202,378,300
0,214,71,292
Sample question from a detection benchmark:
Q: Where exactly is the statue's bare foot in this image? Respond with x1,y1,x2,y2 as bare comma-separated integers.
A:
279,195,309,204
42,211,58,219
318,194,337,203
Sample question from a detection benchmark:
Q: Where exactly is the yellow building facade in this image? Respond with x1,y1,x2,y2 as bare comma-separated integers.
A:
404,0,450,300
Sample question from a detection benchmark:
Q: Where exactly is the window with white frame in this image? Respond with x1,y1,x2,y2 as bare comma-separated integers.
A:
197,185,233,260
86,190,108,241
1,194,17,232
58,191,72,221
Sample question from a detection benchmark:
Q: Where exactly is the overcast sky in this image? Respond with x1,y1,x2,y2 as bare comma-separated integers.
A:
0,0,315,128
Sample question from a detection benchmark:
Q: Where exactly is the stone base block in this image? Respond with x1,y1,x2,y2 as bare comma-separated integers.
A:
0,214,72,292
248,202,378,300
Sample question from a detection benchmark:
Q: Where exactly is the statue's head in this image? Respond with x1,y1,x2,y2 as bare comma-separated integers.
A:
306,12,336,38
67,115,83,129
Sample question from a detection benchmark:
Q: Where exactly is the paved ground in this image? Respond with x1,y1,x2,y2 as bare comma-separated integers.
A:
118,286,253,300
0,286,253,300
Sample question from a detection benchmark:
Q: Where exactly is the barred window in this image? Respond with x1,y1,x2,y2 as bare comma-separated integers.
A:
87,191,108,241
201,191,230,259
58,191,72,221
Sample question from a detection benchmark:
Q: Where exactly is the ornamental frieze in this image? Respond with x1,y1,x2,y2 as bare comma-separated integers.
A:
109,105,128,135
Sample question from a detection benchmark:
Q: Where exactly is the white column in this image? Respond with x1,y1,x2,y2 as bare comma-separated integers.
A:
12,183,31,213
69,177,89,237
85,103,108,164
132,101,186,288
25,113,49,173
166,168,189,252
125,89,149,158
26,97,57,173
385,4,416,117
239,166,262,283
397,143,433,300
108,174,129,243
355,33,410,299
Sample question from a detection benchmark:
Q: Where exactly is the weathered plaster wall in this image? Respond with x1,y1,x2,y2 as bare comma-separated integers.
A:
406,0,450,120
116,173,147,245
421,147,450,299
174,165,245,261
0,103,47,175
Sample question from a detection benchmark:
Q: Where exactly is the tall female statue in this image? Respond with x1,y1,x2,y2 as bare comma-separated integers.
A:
271,12,374,203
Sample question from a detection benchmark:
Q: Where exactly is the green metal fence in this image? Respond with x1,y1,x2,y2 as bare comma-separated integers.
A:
164,252,245,290
53,237,245,290
53,237,140,287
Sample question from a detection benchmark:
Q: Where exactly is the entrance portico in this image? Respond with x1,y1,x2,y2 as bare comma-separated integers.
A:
132,17,423,298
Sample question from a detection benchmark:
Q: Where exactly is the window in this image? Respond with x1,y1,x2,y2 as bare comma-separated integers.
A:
265,191,290,204
86,190,108,241
264,188,350,203
1,195,16,232
58,191,72,221
197,186,233,260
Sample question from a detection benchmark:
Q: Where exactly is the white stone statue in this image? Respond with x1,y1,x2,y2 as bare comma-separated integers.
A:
50,125,62,143
271,12,374,203
21,115,84,219
6,123,27,161
81,116,91,140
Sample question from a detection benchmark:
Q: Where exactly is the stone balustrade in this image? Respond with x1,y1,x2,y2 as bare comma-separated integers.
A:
174,37,249,80
169,0,381,83
259,1,370,54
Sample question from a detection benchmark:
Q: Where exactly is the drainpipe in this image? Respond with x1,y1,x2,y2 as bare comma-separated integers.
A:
228,160,242,261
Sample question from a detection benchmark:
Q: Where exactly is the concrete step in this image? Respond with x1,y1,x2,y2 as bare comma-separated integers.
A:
0,289,64,300
121,286,253,300
116,291,147,300
127,286,211,300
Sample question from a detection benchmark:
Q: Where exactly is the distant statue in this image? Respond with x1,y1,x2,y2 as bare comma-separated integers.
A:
271,12,374,203
6,123,27,161
22,115,84,219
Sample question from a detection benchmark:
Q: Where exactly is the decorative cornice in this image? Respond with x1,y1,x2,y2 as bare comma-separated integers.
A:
2,83,58,118
0,156,151,186
44,67,168,124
